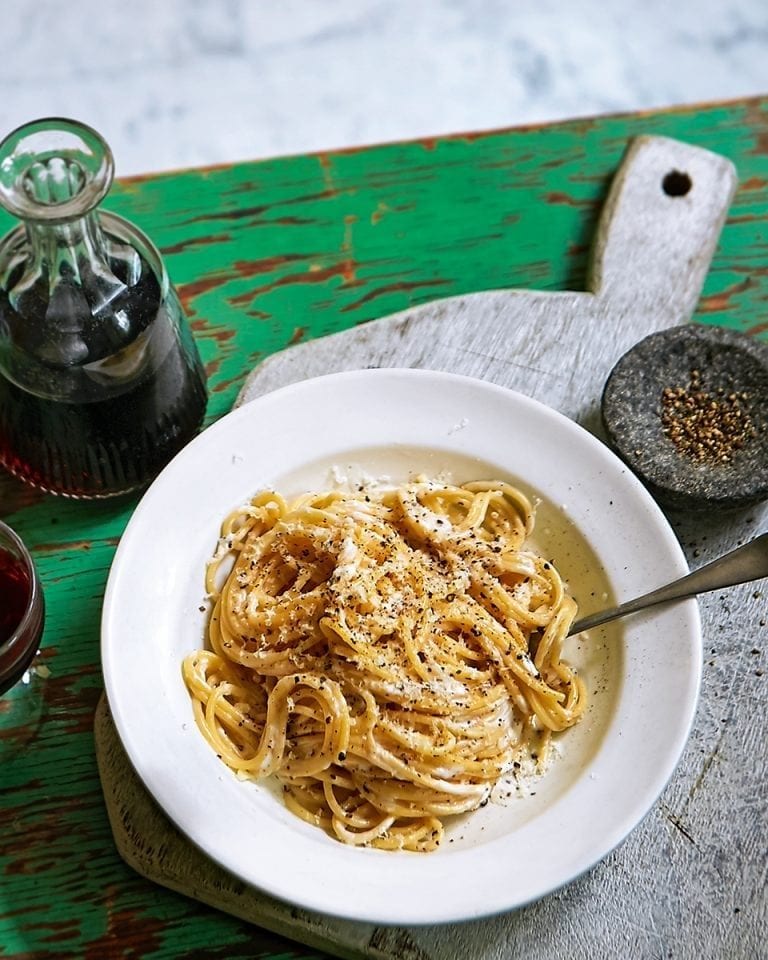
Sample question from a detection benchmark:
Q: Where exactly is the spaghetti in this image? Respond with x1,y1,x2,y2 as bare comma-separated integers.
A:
182,478,585,852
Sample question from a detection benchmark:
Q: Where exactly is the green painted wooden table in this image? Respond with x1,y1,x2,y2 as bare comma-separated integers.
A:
1,98,767,960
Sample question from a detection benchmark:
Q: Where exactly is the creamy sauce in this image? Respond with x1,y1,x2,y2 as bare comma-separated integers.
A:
270,443,623,849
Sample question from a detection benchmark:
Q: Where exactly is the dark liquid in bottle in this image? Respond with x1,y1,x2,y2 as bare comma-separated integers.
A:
0,548,30,646
0,261,207,497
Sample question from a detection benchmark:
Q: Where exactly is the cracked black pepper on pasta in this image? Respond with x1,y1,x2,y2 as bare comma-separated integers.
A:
182,478,585,852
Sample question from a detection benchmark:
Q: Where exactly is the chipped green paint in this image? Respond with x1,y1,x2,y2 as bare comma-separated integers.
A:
1,98,767,959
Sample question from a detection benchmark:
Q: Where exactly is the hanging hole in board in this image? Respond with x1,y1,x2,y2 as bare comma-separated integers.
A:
662,170,692,197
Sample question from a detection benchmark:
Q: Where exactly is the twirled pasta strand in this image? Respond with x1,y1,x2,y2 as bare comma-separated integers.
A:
182,478,585,852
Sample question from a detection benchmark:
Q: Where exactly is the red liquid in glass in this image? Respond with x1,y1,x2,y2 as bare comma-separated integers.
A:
0,547,31,645
0,544,44,694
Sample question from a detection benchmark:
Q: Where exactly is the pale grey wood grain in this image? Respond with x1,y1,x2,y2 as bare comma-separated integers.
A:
96,135,768,960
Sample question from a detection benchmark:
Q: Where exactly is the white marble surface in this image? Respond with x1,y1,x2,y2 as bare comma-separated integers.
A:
1,0,767,175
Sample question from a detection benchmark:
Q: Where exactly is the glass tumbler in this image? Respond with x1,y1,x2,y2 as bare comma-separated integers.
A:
0,519,44,695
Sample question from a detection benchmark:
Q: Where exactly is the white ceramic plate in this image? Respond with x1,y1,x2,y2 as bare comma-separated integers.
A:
102,369,701,926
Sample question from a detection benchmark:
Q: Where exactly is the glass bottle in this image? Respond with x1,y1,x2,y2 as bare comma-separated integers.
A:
0,118,207,498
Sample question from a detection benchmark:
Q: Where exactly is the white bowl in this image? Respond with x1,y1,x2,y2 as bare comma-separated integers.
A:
102,368,701,925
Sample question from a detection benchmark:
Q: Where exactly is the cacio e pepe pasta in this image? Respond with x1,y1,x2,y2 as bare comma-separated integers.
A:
183,478,586,851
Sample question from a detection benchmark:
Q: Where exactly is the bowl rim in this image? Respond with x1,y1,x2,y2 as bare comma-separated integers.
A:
101,367,702,925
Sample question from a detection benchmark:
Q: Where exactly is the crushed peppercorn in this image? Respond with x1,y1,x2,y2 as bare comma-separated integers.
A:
660,369,756,464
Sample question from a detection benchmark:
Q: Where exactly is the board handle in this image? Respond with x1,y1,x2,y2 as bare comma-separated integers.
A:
588,135,737,319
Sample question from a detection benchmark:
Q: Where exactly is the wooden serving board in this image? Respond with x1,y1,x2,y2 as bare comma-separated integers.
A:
237,136,736,427
96,135,765,960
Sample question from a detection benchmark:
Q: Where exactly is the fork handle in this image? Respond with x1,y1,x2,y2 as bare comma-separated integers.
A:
569,532,768,636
